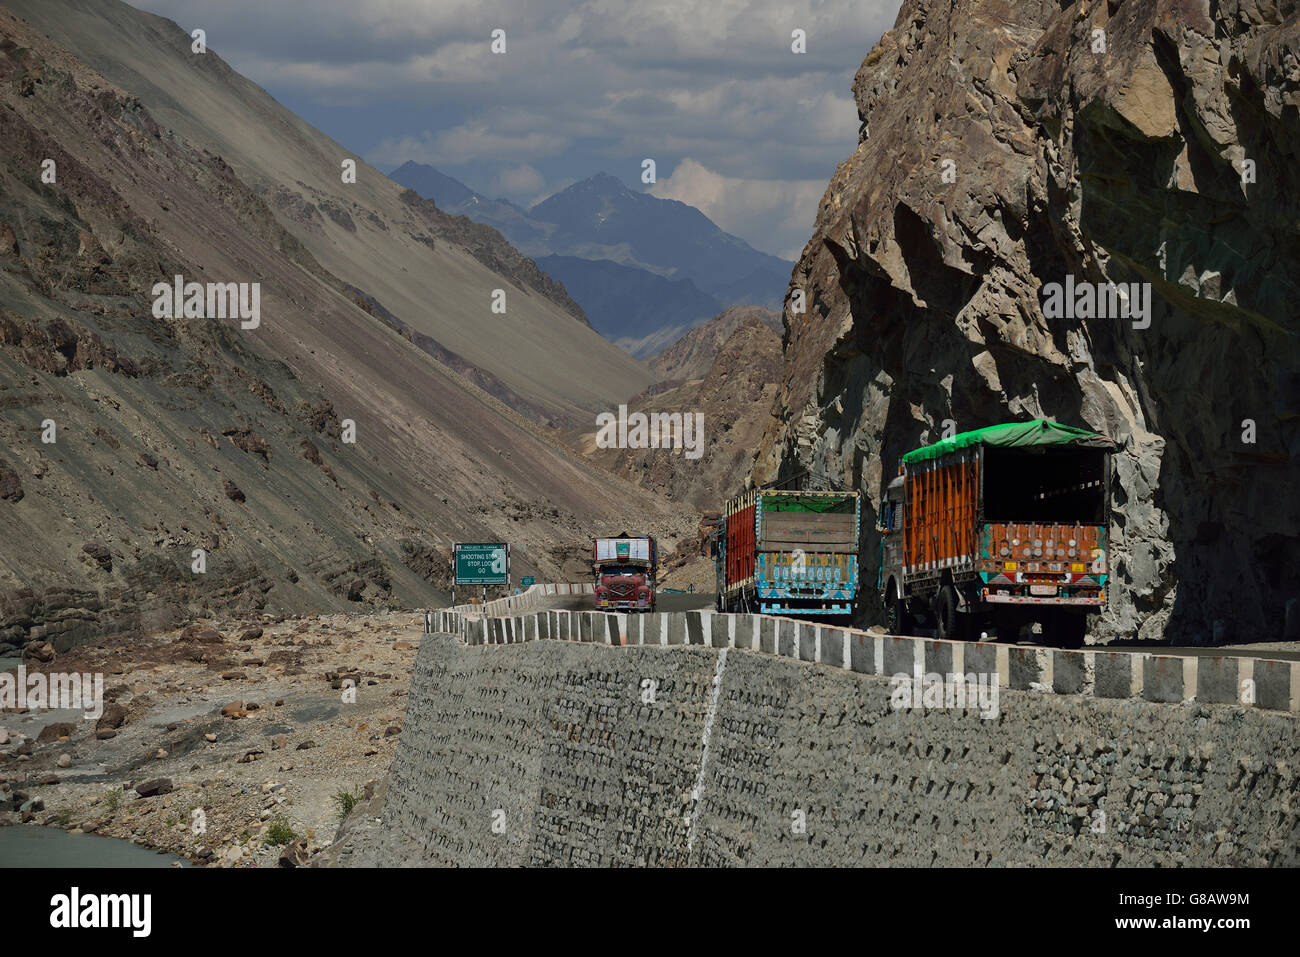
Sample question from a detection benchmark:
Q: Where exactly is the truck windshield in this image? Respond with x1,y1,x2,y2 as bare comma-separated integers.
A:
982,446,1108,523
599,566,642,577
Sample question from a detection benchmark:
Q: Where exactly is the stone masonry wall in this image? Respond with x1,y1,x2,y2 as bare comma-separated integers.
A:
337,616,1300,867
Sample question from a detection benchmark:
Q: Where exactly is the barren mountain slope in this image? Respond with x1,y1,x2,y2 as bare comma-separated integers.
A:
7,0,650,426
649,306,782,385
756,0,1300,642
575,316,783,511
0,8,684,654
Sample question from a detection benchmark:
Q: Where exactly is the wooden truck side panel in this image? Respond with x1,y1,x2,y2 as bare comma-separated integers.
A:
902,451,980,575
723,490,757,592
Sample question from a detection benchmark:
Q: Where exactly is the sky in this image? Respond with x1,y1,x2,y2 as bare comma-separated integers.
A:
130,1,901,261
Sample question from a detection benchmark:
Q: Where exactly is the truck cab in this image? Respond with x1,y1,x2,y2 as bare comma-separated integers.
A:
879,475,907,632
593,534,657,612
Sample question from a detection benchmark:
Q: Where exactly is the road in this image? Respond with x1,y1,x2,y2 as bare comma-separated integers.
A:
547,592,715,613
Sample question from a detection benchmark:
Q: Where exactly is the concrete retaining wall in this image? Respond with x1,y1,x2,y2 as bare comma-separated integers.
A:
424,607,1300,714
330,607,1300,867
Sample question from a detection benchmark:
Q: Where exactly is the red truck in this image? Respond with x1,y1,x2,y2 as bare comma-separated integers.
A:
877,419,1115,645
593,534,657,612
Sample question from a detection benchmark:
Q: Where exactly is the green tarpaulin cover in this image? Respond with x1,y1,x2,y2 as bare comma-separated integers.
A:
901,419,1115,465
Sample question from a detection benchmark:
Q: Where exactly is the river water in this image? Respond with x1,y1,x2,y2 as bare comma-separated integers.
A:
0,826,190,867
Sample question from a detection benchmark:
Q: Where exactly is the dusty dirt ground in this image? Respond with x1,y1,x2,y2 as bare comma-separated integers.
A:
0,611,425,866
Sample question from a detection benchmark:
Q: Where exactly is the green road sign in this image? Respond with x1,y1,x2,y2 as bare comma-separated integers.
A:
521,576,535,587
454,543,508,585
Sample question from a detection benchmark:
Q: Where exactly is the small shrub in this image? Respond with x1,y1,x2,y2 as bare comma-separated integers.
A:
332,788,361,823
263,817,296,846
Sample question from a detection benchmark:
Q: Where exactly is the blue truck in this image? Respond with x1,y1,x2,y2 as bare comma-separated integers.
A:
713,488,861,616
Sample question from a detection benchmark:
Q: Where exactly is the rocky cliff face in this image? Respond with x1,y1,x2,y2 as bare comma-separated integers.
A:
756,0,1299,643
649,306,782,385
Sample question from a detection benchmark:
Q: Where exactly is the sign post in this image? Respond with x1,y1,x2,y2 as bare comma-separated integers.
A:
454,543,509,610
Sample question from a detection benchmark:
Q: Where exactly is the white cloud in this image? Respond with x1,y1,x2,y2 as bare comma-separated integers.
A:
135,0,899,253
650,158,826,260
492,164,546,197
368,124,569,168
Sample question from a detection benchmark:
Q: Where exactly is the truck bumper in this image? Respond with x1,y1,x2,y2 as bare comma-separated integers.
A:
759,602,853,616
983,593,1104,607
596,601,652,612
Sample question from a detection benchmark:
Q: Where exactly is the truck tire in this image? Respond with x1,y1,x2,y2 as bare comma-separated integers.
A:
886,591,912,636
934,585,965,640
992,608,1027,642
1050,611,1086,648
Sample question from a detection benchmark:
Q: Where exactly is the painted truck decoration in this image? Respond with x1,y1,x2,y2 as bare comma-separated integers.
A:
593,534,658,612
878,419,1115,644
714,489,861,616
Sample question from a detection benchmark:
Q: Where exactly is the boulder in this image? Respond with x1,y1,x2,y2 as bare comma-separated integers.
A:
36,722,75,743
277,837,309,868
135,778,172,798
0,462,22,502
96,702,127,731
81,542,113,571
23,641,56,663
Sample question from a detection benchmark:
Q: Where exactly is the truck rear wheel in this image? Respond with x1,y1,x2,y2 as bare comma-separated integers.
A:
934,585,966,640
1048,610,1086,648
886,592,912,636
992,608,1028,642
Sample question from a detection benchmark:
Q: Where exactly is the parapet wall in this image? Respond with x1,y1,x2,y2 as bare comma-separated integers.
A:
426,606,1300,713
449,582,594,619
331,604,1300,867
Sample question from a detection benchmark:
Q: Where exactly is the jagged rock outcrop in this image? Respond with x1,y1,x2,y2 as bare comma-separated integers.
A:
649,305,782,386
756,0,1299,643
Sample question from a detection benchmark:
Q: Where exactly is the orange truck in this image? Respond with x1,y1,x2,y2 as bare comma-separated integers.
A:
877,420,1115,644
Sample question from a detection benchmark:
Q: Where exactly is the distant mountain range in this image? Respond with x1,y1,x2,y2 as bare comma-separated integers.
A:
389,162,794,357
534,255,724,357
